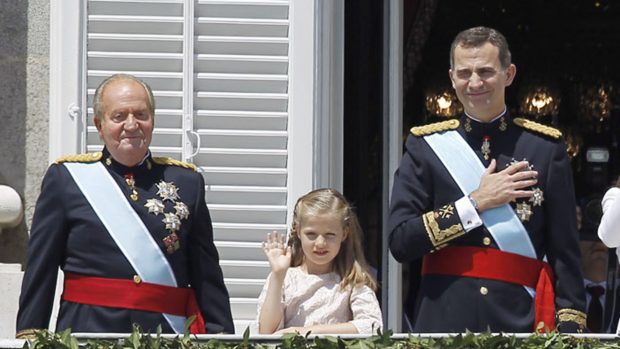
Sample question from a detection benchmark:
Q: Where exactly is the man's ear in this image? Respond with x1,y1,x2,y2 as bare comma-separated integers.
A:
505,64,517,86
448,69,456,89
94,116,104,139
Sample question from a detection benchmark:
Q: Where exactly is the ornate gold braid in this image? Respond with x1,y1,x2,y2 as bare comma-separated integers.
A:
15,328,39,339
410,119,460,136
557,308,587,328
152,157,198,171
513,117,562,139
423,210,465,247
54,152,103,164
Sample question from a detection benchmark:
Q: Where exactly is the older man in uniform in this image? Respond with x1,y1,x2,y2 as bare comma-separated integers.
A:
388,26,586,332
16,74,234,336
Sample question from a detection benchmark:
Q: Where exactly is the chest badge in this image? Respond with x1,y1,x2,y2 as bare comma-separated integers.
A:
481,136,491,160
530,187,545,207
516,202,533,222
144,181,190,254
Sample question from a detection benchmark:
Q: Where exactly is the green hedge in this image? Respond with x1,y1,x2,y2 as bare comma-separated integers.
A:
21,326,620,349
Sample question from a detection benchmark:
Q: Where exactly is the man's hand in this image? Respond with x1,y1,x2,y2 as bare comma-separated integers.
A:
470,159,537,212
262,231,292,276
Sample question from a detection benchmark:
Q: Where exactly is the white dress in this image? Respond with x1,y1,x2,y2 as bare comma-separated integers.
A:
256,267,383,334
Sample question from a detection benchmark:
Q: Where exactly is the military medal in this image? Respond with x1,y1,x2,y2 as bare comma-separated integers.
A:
144,180,189,254
163,212,182,231
174,201,190,220
481,136,491,160
145,198,165,215
516,202,533,222
163,232,180,254
124,173,139,201
156,181,180,202
530,187,544,206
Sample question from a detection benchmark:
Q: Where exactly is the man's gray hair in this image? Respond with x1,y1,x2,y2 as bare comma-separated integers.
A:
93,74,155,120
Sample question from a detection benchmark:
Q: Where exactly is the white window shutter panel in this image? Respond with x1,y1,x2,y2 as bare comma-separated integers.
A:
85,0,293,333
85,0,186,160
193,0,290,333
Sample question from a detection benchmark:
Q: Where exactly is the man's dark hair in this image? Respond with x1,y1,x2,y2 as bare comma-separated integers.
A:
449,26,512,70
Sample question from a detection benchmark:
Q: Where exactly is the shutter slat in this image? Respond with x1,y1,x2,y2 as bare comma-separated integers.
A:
86,0,293,329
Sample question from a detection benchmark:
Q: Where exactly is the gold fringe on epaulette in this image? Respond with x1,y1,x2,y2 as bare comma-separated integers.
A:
152,157,198,171
54,152,103,164
513,118,562,139
410,119,460,137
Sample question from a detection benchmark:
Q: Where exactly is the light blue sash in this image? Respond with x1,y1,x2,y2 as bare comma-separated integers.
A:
64,162,186,333
424,131,537,296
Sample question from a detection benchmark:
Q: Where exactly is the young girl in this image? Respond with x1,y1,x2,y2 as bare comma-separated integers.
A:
257,188,383,334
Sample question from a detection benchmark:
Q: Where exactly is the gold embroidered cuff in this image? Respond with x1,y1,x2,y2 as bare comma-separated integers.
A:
16,329,39,339
557,308,587,329
423,204,465,247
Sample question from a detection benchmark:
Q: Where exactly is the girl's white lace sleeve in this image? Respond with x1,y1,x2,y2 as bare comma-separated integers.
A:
349,284,383,334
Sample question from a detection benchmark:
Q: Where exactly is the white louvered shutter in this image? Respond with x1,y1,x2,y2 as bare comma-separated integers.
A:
193,0,290,332
86,0,186,158
84,0,293,333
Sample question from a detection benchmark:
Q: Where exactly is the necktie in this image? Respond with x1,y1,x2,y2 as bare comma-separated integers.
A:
587,285,605,332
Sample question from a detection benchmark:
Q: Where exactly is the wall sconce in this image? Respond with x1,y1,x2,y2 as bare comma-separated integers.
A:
519,86,560,118
424,89,463,118
579,83,615,123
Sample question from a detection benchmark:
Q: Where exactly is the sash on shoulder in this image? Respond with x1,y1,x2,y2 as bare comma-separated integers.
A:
64,162,187,334
424,131,539,299
423,130,537,260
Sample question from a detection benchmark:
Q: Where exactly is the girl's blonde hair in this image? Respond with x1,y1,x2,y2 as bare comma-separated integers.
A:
288,188,378,291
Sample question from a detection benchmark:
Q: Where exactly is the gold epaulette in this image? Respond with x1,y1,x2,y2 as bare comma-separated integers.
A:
513,117,562,139
410,119,460,137
152,157,197,171
54,152,103,164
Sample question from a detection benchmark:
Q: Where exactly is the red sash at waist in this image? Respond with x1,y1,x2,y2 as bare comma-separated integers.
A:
422,246,555,332
62,272,206,334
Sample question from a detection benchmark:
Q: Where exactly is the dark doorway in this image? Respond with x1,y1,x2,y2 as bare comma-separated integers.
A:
343,0,384,275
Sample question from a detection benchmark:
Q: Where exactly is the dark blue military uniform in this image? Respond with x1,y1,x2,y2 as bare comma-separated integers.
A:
388,113,586,332
17,148,234,335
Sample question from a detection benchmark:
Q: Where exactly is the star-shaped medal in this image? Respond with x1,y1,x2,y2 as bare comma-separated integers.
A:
145,198,165,215
156,181,180,202
516,202,533,222
530,188,544,207
163,212,182,232
174,201,190,220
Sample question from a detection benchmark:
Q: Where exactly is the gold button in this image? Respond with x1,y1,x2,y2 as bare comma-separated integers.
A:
483,237,491,246
480,286,488,295
133,275,142,284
